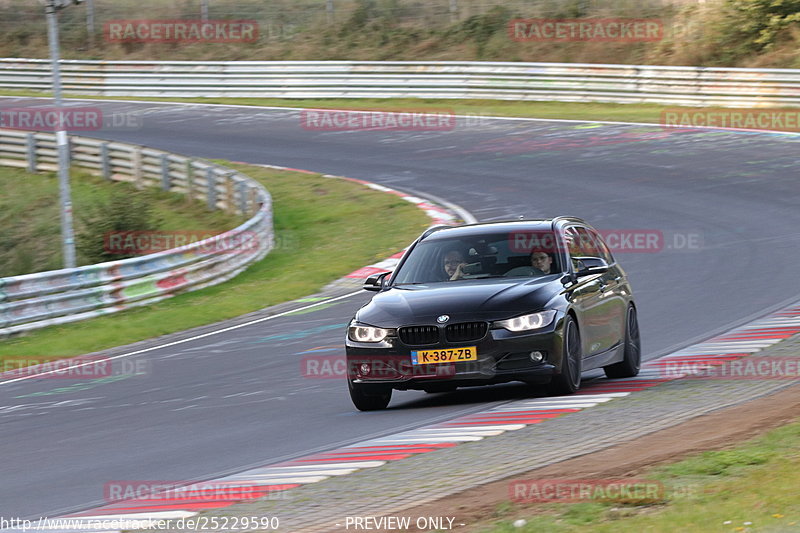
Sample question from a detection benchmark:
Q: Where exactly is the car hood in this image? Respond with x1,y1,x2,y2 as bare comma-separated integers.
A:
355,277,562,327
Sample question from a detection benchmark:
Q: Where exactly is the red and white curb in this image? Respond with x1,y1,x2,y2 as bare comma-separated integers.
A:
240,163,473,281
331,178,466,280
21,304,799,532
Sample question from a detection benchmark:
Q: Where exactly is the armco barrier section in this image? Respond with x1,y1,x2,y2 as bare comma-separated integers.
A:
1,59,800,107
0,128,273,336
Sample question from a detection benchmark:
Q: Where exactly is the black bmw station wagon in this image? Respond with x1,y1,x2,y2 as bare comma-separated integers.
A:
345,217,641,410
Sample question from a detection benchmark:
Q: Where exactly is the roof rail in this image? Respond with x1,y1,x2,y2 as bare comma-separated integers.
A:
420,225,453,240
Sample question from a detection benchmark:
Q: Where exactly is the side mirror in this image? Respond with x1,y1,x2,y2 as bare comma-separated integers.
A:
572,256,609,276
363,272,391,292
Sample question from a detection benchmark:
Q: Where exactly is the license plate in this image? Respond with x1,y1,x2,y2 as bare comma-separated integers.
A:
411,346,478,365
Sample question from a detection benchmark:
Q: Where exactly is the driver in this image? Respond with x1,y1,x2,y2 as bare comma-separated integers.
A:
442,249,468,281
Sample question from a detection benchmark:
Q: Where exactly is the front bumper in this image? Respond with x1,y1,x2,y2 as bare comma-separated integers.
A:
345,317,565,391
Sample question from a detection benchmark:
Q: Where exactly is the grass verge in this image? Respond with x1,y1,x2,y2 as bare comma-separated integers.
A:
0,162,430,359
476,417,800,533
0,90,684,124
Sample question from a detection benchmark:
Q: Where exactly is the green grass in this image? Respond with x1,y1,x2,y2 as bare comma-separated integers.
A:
0,90,680,124
0,166,241,276
476,418,800,533
0,162,430,359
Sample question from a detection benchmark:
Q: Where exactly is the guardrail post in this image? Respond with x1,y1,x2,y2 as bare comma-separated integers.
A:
249,186,259,215
206,167,217,210
238,180,247,215
696,66,705,106
224,171,235,212
132,146,143,189
160,154,170,191
100,142,111,181
185,159,195,202
26,133,37,173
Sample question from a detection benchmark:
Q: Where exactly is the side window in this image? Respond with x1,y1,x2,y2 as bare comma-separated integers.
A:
586,228,615,264
565,225,613,270
564,226,583,271
563,227,582,257
575,227,599,257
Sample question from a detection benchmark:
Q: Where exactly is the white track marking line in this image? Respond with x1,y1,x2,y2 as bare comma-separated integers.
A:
0,290,363,385
227,462,387,476
187,475,331,484
506,396,615,404
432,424,527,431
491,404,596,411
362,436,485,444
267,461,387,469
221,469,362,479
401,429,506,436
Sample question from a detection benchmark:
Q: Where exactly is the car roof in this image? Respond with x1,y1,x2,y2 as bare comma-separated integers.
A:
421,219,571,241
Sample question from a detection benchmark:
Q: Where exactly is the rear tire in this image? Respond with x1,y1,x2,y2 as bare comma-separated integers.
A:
547,315,581,395
603,304,641,379
348,380,392,411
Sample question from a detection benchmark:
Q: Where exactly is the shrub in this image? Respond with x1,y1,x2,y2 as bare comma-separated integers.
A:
76,188,163,264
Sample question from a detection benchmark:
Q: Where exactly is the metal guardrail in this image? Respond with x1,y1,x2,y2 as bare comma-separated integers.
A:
0,128,273,336
1,59,800,107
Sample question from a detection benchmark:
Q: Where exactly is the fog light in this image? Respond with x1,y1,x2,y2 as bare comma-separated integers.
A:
529,351,544,363
359,362,371,376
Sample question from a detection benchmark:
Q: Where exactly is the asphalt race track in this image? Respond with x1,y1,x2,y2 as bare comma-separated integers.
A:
1,98,799,519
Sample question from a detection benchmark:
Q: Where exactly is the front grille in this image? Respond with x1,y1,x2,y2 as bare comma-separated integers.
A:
446,322,488,343
399,325,439,345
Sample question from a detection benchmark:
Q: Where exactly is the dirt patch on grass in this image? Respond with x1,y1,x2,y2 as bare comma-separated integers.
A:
371,383,800,532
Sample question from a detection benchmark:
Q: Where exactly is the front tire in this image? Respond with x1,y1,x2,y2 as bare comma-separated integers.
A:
547,315,581,395
603,304,641,379
348,380,392,411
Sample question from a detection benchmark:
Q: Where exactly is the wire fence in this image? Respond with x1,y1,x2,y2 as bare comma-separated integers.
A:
0,0,703,45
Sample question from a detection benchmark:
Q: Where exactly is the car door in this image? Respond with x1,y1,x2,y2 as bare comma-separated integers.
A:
578,226,626,351
563,226,606,357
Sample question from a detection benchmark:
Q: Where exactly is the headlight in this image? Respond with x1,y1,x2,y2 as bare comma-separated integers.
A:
495,310,557,332
348,324,391,343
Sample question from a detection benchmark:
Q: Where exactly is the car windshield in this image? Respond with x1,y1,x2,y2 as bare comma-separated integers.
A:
392,231,562,284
